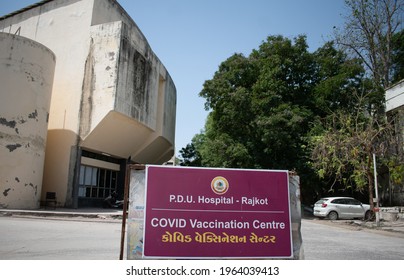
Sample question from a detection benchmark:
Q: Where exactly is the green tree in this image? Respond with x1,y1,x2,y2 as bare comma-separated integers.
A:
178,143,201,167
248,35,316,170
198,53,257,168
311,0,404,208
335,0,404,88
312,41,366,116
199,113,255,168
180,33,395,204
178,133,204,166
309,94,398,208
198,35,317,171
187,36,367,203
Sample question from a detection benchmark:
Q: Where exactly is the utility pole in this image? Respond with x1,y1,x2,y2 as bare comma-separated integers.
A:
373,154,380,227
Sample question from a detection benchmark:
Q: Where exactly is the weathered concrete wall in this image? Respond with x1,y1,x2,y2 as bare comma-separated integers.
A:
116,22,176,163
1,0,94,206
0,33,55,209
162,78,177,146
80,19,176,163
0,0,93,133
0,0,176,207
80,21,121,138
380,207,404,221
91,0,177,160
386,80,404,112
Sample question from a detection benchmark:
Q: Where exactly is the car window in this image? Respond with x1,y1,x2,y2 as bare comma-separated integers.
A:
331,198,345,204
315,199,327,204
347,199,361,205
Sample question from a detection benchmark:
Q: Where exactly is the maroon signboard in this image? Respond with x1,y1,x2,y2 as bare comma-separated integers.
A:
143,166,292,258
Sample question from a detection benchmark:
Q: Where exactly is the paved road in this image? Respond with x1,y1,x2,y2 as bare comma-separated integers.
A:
302,219,404,260
1,216,404,260
0,216,123,260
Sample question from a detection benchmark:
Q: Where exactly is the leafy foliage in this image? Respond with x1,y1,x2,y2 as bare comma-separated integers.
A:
309,97,397,206
197,35,318,171
179,35,372,202
179,1,404,205
335,0,404,88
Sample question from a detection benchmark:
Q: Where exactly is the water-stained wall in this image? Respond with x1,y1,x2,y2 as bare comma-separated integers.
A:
0,0,176,208
80,20,176,163
0,33,55,209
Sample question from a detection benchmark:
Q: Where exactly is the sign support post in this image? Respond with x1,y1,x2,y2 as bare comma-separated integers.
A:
120,163,145,260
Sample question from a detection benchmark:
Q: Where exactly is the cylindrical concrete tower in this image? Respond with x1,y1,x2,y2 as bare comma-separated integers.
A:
0,33,55,209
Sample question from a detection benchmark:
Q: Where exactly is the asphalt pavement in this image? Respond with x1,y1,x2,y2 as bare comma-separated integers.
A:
1,207,404,236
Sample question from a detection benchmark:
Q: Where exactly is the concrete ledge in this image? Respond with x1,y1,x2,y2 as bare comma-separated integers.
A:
0,208,123,220
380,207,404,221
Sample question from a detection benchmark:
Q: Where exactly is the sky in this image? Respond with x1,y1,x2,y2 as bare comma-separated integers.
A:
0,0,347,156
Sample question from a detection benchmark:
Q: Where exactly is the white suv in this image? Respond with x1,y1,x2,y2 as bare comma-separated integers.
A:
314,197,372,220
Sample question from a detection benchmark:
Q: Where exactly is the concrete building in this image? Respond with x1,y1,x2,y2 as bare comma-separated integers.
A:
0,33,56,209
0,0,176,209
385,79,404,205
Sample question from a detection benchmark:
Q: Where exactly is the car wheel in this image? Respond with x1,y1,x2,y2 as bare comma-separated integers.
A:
328,211,338,220
364,210,374,221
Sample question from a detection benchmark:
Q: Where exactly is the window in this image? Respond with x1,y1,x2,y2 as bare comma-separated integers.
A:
331,199,345,204
347,199,361,205
78,165,118,198
315,199,328,204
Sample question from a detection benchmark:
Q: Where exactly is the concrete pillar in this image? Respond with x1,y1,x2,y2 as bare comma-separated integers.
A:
0,33,55,209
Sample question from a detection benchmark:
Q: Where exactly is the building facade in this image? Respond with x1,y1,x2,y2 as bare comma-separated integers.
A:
385,79,404,205
0,0,176,208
